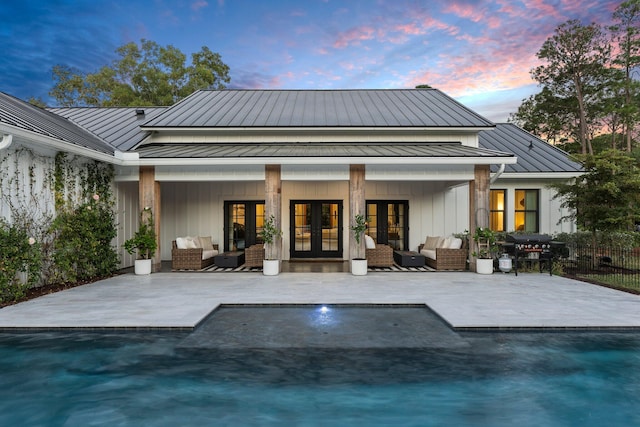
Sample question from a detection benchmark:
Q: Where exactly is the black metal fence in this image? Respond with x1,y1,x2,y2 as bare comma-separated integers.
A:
555,243,640,292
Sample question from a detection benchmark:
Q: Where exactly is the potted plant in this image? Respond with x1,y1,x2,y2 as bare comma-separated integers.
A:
472,226,497,274
350,213,368,275
260,214,282,276
123,207,157,275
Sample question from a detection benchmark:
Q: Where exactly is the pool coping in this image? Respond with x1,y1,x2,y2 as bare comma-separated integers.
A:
0,271,639,332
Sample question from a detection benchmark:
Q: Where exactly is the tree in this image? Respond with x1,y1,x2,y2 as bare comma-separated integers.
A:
530,20,612,154
509,87,578,145
552,149,640,233
610,0,640,152
49,39,230,107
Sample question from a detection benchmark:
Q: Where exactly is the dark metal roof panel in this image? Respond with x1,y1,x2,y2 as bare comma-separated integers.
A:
143,89,495,128
136,142,513,159
49,106,167,151
479,123,582,173
0,92,115,154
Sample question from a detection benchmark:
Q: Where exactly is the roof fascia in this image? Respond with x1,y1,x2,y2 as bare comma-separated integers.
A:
124,155,517,167
1,124,121,165
139,126,494,133
495,172,583,179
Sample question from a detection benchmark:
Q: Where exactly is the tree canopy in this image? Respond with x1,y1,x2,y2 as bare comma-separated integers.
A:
49,39,230,107
511,1,640,155
552,149,640,233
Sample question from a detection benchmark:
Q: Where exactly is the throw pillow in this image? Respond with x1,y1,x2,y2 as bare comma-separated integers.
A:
440,236,453,248
199,236,214,251
176,237,187,249
449,237,463,249
424,236,440,250
364,234,376,249
185,236,198,249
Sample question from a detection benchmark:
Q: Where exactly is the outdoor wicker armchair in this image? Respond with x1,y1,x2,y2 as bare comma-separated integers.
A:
244,244,265,268
366,244,394,267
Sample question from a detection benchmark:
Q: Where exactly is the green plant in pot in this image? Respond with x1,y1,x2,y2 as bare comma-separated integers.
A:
472,226,497,274
260,214,282,275
350,213,368,275
350,214,367,260
124,207,157,274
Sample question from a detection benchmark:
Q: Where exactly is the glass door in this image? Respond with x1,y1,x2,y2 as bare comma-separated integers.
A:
290,200,342,258
366,200,408,250
224,201,265,252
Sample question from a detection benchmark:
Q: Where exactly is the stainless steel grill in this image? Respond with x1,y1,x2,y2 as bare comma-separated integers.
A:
502,234,566,276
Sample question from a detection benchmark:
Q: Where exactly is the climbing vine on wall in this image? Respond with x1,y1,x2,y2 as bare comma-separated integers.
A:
1,148,118,292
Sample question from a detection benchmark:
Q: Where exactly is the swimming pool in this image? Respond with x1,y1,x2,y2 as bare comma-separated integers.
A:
1,306,639,426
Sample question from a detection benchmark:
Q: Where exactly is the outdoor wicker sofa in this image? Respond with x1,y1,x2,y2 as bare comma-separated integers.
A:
418,235,467,271
171,238,219,270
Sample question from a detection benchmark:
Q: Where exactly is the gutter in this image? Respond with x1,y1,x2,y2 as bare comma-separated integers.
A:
490,163,505,184
0,133,13,150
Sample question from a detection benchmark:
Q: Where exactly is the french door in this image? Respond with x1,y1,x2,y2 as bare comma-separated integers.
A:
366,200,409,250
290,200,343,258
224,201,265,252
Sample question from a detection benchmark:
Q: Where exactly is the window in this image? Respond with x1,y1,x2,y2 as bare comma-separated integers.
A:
366,201,408,250
514,190,539,232
490,189,506,232
224,201,265,251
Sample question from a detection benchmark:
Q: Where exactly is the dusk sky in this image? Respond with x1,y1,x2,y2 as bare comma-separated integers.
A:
1,0,621,121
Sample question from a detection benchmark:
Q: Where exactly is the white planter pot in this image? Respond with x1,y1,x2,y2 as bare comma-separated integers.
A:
134,259,152,275
263,259,280,276
476,258,494,275
351,259,368,276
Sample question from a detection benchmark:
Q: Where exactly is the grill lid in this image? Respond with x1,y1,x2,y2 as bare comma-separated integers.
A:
505,234,552,243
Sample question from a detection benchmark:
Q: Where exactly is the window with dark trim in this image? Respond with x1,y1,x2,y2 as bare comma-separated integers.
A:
514,189,539,233
490,189,506,232
366,200,408,250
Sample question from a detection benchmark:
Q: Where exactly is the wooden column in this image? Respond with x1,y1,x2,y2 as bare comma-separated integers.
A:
349,164,366,260
139,166,161,271
265,164,282,260
469,164,490,271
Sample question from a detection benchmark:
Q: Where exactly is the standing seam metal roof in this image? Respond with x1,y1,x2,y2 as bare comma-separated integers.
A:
0,92,115,154
142,89,495,128
479,123,582,173
49,106,167,151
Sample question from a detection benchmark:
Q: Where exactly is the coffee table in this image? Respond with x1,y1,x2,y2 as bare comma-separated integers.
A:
214,251,245,268
393,250,425,267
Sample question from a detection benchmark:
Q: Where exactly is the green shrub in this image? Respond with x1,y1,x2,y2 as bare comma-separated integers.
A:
0,218,42,302
51,194,119,283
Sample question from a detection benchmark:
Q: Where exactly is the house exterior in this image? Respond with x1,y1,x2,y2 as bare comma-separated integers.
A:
0,89,582,271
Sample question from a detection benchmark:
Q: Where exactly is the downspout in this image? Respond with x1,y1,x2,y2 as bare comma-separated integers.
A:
490,163,505,184
0,133,13,150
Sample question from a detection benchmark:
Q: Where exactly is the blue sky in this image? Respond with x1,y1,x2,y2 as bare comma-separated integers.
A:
0,0,620,121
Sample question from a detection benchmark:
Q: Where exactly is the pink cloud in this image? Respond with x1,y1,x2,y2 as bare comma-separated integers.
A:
333,26,376,48
395,22,425,36
191,1,208,11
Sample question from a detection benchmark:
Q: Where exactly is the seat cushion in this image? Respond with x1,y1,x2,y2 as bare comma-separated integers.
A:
420,249,437,260
202,249,219,260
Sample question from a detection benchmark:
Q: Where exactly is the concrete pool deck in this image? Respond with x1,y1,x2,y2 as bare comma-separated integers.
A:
0,271,639,330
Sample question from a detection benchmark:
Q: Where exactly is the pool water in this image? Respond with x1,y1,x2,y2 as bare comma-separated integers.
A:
1,307,639,426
